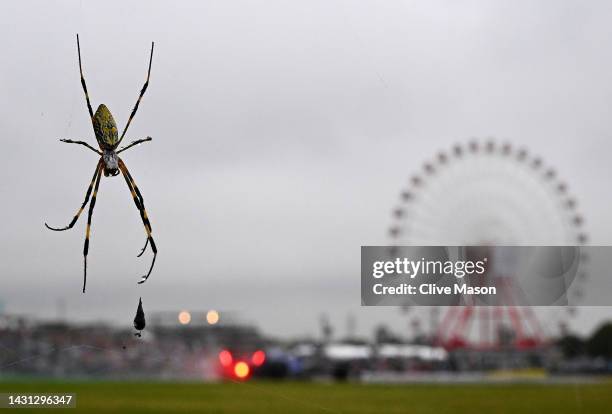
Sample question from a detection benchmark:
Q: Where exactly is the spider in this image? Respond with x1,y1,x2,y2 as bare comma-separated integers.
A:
45,34,157,293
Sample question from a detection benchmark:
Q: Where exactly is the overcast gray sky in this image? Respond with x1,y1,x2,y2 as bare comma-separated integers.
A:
1,0,612,339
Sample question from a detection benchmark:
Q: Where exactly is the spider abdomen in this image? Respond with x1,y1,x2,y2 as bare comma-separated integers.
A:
93,104,119,149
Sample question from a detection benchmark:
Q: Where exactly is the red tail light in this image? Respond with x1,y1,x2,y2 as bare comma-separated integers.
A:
251,350,266,367
218,349,233,367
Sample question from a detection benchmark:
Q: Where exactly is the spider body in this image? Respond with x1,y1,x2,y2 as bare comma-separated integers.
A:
93,104,119,149
45,34,157,292
102,150,120,177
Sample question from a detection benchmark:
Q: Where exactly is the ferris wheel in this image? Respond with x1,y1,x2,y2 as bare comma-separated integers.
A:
387,139,588,349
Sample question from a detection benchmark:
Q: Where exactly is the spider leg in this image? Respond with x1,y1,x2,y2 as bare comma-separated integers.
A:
118,158,157,284
118,158,153,257
82,163,103,293
116,42,154,147
137,238,149,258
76,34,94,120
116,137,152,154
45,159,103,231
60,139,102,155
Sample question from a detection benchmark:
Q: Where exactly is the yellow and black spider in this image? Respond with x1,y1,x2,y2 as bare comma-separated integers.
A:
46,34,157,293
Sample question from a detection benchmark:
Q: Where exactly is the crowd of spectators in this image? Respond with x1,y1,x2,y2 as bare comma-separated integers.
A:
0,317,256,380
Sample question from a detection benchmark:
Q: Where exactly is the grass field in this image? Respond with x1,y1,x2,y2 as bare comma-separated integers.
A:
1,380,611,413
